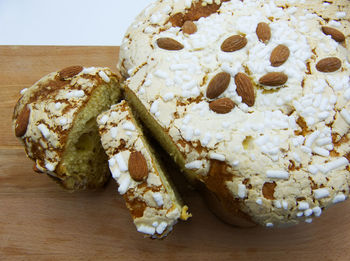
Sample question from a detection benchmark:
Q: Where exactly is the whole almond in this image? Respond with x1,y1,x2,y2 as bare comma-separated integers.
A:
157,37,184,51
59,65,83,80
316,57,342,72
206,72,231,99
270,45,290,67
15,105,30,137
209,98,235,114
234,73,255,107
256,22,271,43
128,151,149,181
322,26,345,42
221,35,247,52
182,21,197,34
259,72,288,86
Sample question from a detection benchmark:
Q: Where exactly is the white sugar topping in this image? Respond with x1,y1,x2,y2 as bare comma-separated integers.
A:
312,206,322,217
266,170,289,179
98,115,109,125
305,218,313,223
108,157,115,167
298,202,309,210
150,100,159,115
313,147,329,157
333,194,346,204
82,67,96,74
316,137,332,146
122,122,136,131
314,188,329,199
329,20,341,27
156,222,168,235
154,70,168,79
340,109,350,125
305,131,320,148
308,165,318,175
37,124,50,139
152,192,164,207
293,152,301,163
292,136,305,147
185,160,203,169
109,160,121,179
115,153,128,172
163,92,175,101
166,208,180,219
274,200,282,209
209,152,225,161
20,88,28,95
58,117,67,126
150,12,163,24
98,70,110,83
118,174,131,195
266,223,274,228
45,162,55,172
282,201,288,210
110,127,118,139
237,184,246,199
256,198,263,205
200,132,212,146
137,225,155,235
304,209,313,217
322,157,349,174
336,11,346,19
54,102,62,110
65,90,85,99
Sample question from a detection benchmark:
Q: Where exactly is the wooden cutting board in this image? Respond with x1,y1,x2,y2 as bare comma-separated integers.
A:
0,46,349,261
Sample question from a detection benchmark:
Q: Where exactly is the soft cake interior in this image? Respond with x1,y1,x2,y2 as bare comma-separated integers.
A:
125,87,196,182
58,81,121,190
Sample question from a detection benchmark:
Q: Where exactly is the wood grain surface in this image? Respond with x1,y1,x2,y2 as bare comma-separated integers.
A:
0,46,349,261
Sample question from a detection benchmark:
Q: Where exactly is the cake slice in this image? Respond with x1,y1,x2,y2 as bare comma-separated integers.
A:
98,100,191,238
13,66,122,190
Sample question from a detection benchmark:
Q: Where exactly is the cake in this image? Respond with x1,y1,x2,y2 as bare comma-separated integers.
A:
97,100,191,238
13,66,122,190
118,0,350,227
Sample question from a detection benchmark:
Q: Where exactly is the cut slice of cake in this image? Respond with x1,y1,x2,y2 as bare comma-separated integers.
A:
13,66,122,190
98,100,191,238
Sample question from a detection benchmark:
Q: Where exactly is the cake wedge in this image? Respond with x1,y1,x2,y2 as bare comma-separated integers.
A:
98,100,191,238
13,66,122,190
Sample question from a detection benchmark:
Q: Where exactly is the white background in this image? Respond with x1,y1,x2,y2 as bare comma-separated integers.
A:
0,0,154,45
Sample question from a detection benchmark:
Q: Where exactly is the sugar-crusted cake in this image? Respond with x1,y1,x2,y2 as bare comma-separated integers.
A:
98,100,191,238
13,66,122,190
119,0,350,227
